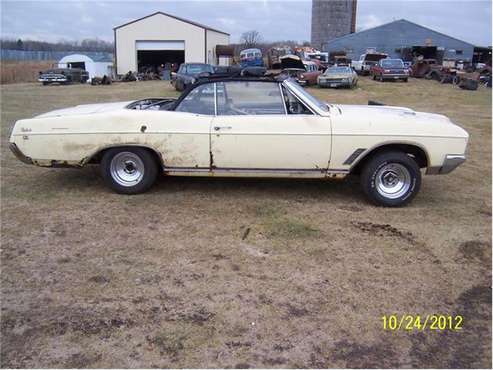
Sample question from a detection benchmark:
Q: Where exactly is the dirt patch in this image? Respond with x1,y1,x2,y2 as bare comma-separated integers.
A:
337,205,363,212
147,332,186,357
410,285,492,368
284,303,310,318
64,352,102,368
88,275,110,284
351,221,417,245
457,240,491,265
327,339,399,368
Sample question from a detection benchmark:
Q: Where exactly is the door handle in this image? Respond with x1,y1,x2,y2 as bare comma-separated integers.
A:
214,126,232,131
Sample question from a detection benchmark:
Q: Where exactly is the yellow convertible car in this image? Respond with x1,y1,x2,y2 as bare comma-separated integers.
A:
9,77,468,206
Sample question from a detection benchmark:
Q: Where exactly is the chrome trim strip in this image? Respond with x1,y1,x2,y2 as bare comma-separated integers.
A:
282,80,319,115
165,166,349,174
279,83,288,115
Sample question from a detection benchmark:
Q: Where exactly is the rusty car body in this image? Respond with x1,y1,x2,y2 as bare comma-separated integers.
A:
9,77,469,207
318,66,358,88
370,59,409,82
279,55,321,86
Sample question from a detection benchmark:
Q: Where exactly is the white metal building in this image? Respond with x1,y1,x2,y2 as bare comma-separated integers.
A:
114,11,230,75
58,53,113,82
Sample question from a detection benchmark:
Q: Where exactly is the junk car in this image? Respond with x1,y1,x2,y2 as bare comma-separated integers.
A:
352,52,388,75
9,76,468,207
38,68,89,85
318,66,358,88
171,63,214,91
279,55,321,86
370,59,409,82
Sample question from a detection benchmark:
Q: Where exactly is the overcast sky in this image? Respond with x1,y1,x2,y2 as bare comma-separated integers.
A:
1,0,491,46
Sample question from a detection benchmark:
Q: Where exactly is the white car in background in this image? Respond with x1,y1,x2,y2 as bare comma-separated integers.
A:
9,77,468,206
351,52,388,75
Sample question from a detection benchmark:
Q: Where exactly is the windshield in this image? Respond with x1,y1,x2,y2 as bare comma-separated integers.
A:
187,64,213,74
284,80,328,112
381,59,404,68
326,67,351,74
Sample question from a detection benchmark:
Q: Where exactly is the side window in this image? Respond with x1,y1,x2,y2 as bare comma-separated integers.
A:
175,83,215,115
281,86,313,115
178,65,185,73
217,81,285,115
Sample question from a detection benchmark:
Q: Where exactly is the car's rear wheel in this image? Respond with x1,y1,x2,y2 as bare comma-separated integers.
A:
101,147,159,194
360,151,421,207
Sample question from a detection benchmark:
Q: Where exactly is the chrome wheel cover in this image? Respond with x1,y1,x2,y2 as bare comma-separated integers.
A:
110,152,145,187
375,163,411,199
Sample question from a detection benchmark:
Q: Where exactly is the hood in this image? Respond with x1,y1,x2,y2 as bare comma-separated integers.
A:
35,101,132,118
321,72,353,79
332,104,468,138
280,55,305,70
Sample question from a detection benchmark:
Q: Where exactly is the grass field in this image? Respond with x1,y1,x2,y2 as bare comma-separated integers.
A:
0,61,55,84
1,78,491,368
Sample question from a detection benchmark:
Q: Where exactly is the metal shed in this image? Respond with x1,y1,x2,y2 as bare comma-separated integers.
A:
58,53,113,82
322,19,475,63
113,11,230,75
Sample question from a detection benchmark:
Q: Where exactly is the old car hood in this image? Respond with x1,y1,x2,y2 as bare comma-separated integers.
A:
336,104,422,119
321,73,352,79
332,104,468,138
35,101,132,118
280,55,306,70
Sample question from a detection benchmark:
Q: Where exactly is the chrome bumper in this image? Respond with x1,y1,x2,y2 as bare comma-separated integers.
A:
9,143,33,164
381,74,408,79
319,81,351,87
426,154,466,175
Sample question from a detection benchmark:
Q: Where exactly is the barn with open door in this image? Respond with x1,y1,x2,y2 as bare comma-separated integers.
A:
114,11,230,75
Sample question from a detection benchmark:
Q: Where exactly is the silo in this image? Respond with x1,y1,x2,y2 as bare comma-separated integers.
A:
311,0,357,50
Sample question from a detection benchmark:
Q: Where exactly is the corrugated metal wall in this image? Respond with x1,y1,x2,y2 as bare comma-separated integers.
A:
322,19,475,62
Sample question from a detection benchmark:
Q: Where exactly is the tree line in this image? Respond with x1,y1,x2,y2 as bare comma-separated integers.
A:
1,31,309,55
1,38,114,52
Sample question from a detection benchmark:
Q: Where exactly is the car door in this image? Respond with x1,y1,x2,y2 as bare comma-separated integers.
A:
210,81,331,173
146,82,214,169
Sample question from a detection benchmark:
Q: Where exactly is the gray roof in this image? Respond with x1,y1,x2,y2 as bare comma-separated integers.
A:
327,19,475,47
113,11,229,35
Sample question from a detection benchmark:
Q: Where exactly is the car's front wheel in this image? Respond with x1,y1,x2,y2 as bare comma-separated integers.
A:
360,151,421,207
101,147,159,194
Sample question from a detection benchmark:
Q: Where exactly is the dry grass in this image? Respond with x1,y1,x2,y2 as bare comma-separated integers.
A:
1,60,55,84
0,78,491,368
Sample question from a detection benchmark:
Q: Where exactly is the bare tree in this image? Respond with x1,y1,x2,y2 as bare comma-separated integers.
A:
240,30,262,49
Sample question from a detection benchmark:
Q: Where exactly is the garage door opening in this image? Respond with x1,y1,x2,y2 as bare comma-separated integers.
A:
137,50,184,73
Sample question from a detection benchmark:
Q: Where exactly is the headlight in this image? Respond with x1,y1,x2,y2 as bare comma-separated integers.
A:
384,69,391,73
190,78,196,84
300,74,305,79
